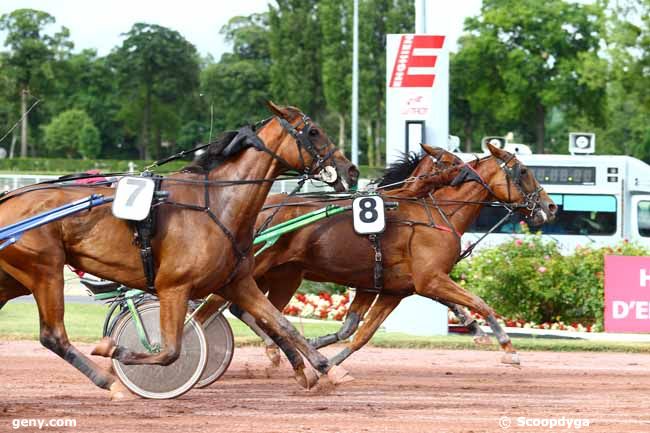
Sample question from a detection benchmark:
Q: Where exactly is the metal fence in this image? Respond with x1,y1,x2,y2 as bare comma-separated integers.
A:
0,174,57,192
0,174,341,194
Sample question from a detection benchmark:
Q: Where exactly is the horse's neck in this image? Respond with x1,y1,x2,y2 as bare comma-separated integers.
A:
207,143,282,244
434,178,491,235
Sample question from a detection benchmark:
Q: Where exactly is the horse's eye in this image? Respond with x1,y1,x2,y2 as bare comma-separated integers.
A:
309,128,319,137
521,168,528,175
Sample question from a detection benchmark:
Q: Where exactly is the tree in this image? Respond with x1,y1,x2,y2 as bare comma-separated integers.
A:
320,0,352,154
110,23,200,159
51,49,124,158
459,0,606,153
450,34,523,152
43,109,100,158
200,14,271,136
0,9,72,156
600,0,650,160
358,0,414,166
268,0,324,115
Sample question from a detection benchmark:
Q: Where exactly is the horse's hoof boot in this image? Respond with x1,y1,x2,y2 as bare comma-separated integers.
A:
501,352,521,366
327,365,354,385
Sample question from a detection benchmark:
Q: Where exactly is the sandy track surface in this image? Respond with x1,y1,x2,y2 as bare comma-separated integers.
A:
1,341,650,432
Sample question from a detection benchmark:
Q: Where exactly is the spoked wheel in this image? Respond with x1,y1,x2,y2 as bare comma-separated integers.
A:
195,311,235,388
109,301,208,399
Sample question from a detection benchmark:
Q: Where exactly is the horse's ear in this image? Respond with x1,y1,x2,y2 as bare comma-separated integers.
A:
266,100,289,119
420,143,439,157
487,142,508,158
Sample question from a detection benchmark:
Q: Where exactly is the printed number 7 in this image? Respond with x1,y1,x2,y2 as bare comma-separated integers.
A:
125,178,147,206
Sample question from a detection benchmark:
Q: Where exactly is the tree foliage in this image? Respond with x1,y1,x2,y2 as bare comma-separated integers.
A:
456,0,606,153
43,109,100,158
110,23,200,159
0,9,72,156
6,1,650,166
200,14,271,137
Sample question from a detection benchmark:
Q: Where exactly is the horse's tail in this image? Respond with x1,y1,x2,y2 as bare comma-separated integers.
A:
0,301,6,311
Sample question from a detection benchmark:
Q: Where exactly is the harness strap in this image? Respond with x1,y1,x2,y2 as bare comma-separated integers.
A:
428,192,461,239
368,234,383,292
133,173,162,291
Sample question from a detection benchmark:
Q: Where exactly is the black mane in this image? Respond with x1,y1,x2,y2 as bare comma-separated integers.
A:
182,130,244,173
377,152,423,189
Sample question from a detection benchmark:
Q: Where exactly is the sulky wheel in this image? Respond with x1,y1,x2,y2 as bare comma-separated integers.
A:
195,310,235,388
109,301,208,399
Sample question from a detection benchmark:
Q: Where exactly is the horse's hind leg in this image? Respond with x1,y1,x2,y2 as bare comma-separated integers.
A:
310,290,377,349
415,272,520,366
438,300,491,345
329,293,402,366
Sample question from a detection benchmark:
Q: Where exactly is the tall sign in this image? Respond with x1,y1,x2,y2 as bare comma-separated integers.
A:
385,34,449,164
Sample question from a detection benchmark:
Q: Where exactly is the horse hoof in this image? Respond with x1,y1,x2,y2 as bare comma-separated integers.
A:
501,352,521,366
92,337,117,358
294,366,319,389
473,335,492,345
265,346,282,367
109,382,135,401
327,365,354,385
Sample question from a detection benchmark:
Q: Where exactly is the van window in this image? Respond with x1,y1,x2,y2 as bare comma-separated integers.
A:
637,201,650,237
469,194,617,236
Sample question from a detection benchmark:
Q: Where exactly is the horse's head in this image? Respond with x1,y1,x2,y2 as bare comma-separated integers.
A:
378,144,463,197
480,143,557,226
264,101,358,192
418,144,464,173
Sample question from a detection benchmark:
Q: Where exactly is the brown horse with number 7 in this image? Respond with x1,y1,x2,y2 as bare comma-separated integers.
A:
0,102,359,398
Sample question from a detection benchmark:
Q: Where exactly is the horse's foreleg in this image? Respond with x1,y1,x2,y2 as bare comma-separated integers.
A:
329,294,402,365
436,300,491,345
30,276,122,397
221,276,353,388
257,270,303,366
415,272,519,365
310,290,376,349
93,286,190,366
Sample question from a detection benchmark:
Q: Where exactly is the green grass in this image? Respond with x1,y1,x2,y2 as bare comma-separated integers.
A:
0,303,342,344
2,302,650,353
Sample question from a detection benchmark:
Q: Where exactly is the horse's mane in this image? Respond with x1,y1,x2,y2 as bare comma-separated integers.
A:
183,107,306,173
377,152,423,189
182,130,245,173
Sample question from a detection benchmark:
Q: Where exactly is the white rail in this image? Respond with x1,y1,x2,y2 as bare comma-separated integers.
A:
0,174,341,194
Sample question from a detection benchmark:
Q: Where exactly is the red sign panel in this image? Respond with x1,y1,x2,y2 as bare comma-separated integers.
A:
389,35,445,88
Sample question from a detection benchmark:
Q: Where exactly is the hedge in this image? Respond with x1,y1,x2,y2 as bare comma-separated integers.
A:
451,224,649,328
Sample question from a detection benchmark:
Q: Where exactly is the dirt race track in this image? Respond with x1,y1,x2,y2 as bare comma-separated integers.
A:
1,341,650,433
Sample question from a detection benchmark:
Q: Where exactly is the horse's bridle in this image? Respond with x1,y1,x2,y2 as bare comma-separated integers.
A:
276,115,340,183
494,153,543,214
450,153,542,215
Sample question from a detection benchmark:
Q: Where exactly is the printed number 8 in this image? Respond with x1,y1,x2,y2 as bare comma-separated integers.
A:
359,198,378,223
